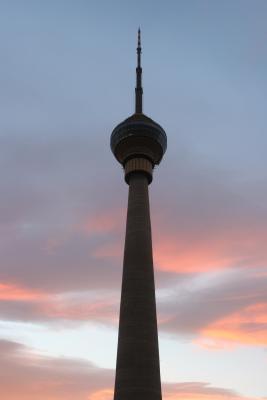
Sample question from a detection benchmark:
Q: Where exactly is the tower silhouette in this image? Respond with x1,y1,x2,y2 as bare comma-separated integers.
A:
110,29,167,400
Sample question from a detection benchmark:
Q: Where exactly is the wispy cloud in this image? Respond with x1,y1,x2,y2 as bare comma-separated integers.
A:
0,339,113,400
0,339,258,400
162,382,255,400
158,267,267,346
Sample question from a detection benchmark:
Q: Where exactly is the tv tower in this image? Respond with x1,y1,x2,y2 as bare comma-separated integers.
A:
110,29,167,400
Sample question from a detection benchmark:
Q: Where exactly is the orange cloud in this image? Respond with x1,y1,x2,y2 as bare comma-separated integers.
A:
154,236,233,273
92,242,122,259
164,391,249,400
0,282,118,325
79,209,125,236
0,283,47,301
0,339,113,400
164,392,236,400
153,225,267,273
0,340,260,400
199,303,267,347
40,297,118,323
162,382,256,400
89,389,113,400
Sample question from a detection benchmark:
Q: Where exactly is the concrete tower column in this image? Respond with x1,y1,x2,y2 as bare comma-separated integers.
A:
114,171,161,400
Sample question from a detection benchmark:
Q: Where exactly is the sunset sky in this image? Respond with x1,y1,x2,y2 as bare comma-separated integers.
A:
1,0,267,399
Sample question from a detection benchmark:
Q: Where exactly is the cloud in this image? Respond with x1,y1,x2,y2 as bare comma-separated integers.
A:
0,2,266,397
0,283,48,301
0,113,126,294
0,284,119,325
151,150,267,273
162,382,254,400
0,339,113,400
0,339,257,400
199,303,267,346
1,267,267,349
158,267,267,346
1,119,267,296
0,46,267,355
0,229,123,292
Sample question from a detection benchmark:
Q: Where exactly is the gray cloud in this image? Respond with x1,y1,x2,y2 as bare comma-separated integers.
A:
0,291,119,326
158,267,267,336
1,265,266,346
151,146,267,272
0,339,113,400
0,339,252,400
0,1,266,368
163,381,238,397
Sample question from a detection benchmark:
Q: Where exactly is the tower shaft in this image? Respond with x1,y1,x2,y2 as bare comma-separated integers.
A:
114,172,162,400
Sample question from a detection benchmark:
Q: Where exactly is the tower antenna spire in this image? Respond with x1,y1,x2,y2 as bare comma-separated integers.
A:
135,28,143,113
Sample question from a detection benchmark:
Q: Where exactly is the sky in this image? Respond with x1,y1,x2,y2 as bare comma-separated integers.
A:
0,0,267,399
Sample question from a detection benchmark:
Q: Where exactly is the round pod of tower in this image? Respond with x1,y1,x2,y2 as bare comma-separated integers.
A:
111,113,167,183
110,29,167,184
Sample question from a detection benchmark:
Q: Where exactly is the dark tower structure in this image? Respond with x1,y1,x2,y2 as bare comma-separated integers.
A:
110,30,167,400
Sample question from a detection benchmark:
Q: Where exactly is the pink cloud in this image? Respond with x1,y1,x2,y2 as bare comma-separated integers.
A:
92,242,122,259
0,282,48,301
0,284,119,325
0,340,259,400
77,209,125,237
40,295,118,324
158,268,267,347
153,226,267,274
0,339,113,400
162,382,255,400
199,303,267,347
